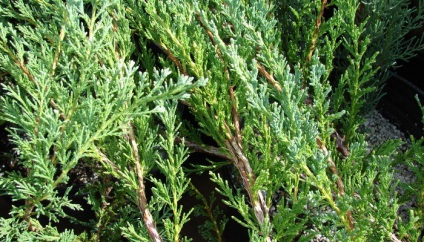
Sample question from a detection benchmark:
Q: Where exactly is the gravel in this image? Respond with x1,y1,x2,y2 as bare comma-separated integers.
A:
363,109,416,224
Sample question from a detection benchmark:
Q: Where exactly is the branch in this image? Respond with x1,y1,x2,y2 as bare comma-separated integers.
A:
189,182,224,242
175,137,231,160
229,86,242,145
126,122,162,242
152,41,188,76
256,62,282,92
306,0,327,62
258,32,354,229
316,137,354,230
389,232,402,242
222,119,271,241
224,138,271,242
0,42,35,83
195,12,230,80
51,26,66,76
94,147,127,182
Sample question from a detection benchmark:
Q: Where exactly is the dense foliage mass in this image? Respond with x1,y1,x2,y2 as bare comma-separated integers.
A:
0,0,423,241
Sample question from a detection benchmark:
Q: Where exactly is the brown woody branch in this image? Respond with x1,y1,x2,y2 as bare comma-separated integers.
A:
16,60,35,83
126,123,162,242
152,41,188,76
256,62,282,92
306,0,327,62
229,86,242,145
317,137,354,230
94,146,162,240
175,137,231,160
1,41,35,83
223,123,271,242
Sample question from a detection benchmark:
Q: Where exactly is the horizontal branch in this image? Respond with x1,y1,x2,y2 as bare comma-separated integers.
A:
176,137,231,160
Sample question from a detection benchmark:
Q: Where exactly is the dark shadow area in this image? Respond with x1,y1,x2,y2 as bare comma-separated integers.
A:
377,50,424,138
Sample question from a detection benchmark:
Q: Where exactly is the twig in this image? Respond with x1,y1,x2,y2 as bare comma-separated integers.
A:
175,137,231,160
316,137,354,230
51,26,66,76
0,41,35,83
96,179,113,242
94,147,127,180
389,232,402,242
195,12,224,62
331,131,350,157
306,0,327,62
126,123,162,242
229,86,242,145
49,99,66,120
189,182,224,242
195,12,230,80
152,41,188,76
256,62,282,92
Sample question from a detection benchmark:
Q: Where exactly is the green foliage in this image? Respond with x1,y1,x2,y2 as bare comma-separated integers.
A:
397,95,424,241
0,0,423,241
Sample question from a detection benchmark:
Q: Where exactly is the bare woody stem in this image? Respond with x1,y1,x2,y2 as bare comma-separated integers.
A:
175,137,231,160
229,86,242,145
151,41,188,76
256,62,282,92
126,123,162,242
306,0,327,62
224,87,271,241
